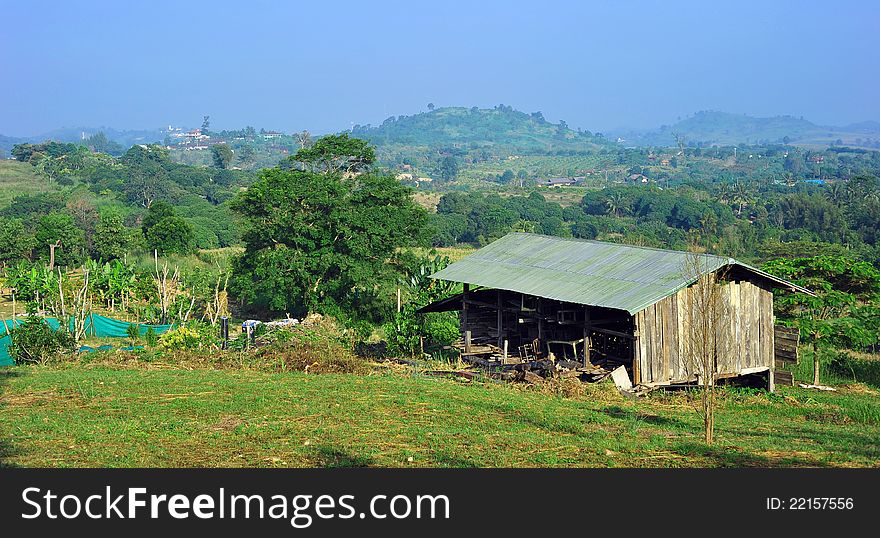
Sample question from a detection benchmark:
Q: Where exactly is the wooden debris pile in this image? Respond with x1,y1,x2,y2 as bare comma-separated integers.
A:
458,354,617,385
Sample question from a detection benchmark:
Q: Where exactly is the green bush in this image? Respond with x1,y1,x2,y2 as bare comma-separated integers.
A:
145,326,158,347
159,323,217,351
422,312,460,350
8,316,75,364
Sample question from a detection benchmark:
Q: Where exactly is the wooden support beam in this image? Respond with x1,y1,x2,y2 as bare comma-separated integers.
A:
583,306,591,367
590,326,636,340
462,283,469,336
537,298,543,343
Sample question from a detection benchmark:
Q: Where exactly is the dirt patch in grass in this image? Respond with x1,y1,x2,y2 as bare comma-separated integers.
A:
209,416,246,432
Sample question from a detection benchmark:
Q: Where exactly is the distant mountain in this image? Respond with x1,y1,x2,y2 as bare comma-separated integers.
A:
843,120,880,134
613,111,880,149
614,111,821,146
0,126,167,157
351,105,611,153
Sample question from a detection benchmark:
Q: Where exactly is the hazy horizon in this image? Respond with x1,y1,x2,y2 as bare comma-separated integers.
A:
2,0,878,137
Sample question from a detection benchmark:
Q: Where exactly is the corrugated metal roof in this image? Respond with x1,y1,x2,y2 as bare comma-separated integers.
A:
429,233,812,314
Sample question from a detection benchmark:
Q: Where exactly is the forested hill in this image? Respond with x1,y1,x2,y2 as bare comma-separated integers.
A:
616,111,880,149
351,106,612,153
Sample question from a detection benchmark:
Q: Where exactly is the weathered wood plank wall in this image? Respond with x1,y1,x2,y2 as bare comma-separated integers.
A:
634,279,775,385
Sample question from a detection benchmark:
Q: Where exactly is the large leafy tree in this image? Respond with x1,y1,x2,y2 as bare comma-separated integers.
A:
211,143,234,169
291,133,375,174
230,139,426,319
0,217,36,266
34,212,85,267
141,202,195,255
764,255,880,384
92,211,132,261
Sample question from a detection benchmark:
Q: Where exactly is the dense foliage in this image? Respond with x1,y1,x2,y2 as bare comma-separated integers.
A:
229,135,428,321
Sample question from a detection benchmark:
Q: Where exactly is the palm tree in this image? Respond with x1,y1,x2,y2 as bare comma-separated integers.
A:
716,182,732,205
605,193,627,218
824,182,848,206
732,182,752,216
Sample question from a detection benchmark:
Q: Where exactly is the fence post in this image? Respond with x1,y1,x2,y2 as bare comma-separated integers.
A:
220,317,229,350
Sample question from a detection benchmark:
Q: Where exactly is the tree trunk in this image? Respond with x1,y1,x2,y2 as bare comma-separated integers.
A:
703,381,715,445
812,339,820,385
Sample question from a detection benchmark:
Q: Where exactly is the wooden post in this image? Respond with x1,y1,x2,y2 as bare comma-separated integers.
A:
583,306,591,367
537,298,543,343
462,283,469,341
503,339,508,364
396,288,401,313
465,330,472,354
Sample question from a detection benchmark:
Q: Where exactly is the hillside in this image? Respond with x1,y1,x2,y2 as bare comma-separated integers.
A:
352,105,611,153
617,111,820,146
0,126,166,157
616,111,880,149
0,160,60,208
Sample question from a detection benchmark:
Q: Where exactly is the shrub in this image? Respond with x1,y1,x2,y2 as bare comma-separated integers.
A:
253,314,368,374
159,324,216,351
145,326,158,347
7,316,75,364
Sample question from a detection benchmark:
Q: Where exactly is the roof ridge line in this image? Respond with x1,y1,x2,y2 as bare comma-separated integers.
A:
509,232,730,260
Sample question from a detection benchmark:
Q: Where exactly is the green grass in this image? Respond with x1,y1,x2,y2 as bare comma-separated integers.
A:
0,160,58,207
2,364,878,468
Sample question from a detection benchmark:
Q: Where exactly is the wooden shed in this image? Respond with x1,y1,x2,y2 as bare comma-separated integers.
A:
421,233,812,389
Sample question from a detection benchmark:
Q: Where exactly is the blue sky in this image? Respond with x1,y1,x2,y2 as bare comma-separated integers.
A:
1,0,878,135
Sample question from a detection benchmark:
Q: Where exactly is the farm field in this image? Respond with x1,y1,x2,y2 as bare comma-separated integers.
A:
1,361,878,468
456,155,609,182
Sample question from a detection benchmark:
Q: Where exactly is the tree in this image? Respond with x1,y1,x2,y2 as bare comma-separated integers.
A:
291,133,375,175
201,115,211,133
66,198,99,253
682,253,733,445
211,143,234,169
784,151,805,176
732,182,752,216
145,216,195,255
120,145,171,207
438,156,459,181
427,103,435,111
230,143,427,319
34,212,84,268
142,201,176,234
824,182,849,206
296,130,312,149
605,192,627,218
764,256,880,385
237,144,255,166
0,217,36,265
141,202,195,255
92,211,131,261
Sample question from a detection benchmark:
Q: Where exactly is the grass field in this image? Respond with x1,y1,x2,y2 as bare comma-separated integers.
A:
457,155,608,183
0,160,56,207
2,361,878,468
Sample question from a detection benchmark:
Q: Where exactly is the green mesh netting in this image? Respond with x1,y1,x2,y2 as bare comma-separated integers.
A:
0,314,173,366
